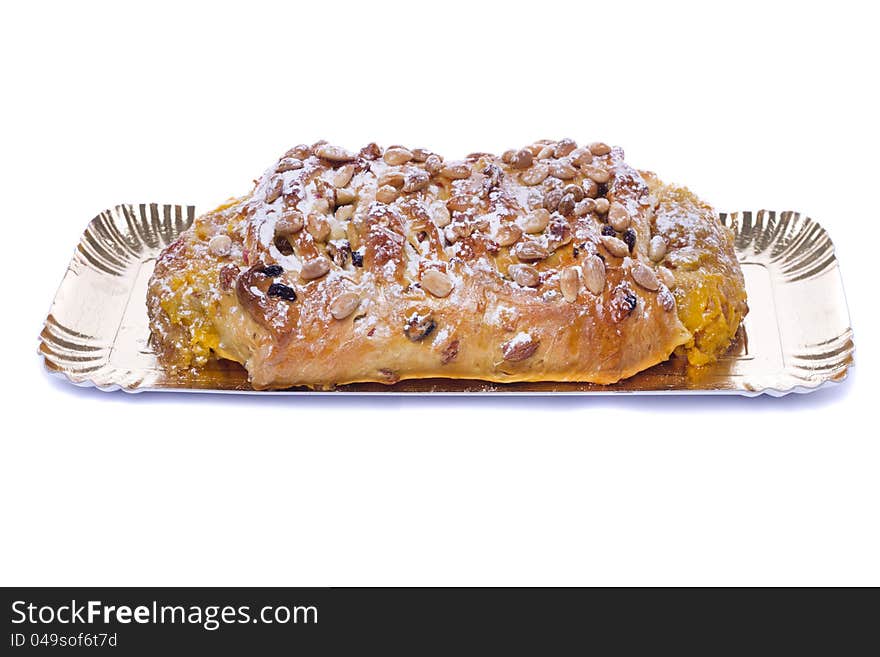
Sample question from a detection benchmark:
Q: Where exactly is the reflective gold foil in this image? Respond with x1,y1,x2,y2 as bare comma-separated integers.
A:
39,204,853,395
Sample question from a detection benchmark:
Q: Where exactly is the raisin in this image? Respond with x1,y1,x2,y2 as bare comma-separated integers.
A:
623,228,636,253
601,224,616,237
351,250,364,267
624,292,637,312
261,264,284,277
267,283,297,301
572,244,580,258
274,235,294,255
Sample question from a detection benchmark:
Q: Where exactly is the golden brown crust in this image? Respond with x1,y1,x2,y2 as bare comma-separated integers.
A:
147,140,745,389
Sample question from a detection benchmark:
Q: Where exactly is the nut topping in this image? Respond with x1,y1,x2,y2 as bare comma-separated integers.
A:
582,255,606,295
570,147,593,166
594,198,610,215
562,184,585,202
306,213,331,242
430,204,451,228
495,223,523,247
560,266,581,302
330,292,360,320
589,142,612,156
300,257,331,280
439,162,471,179
558,193,577,216
315,144,355,162
376,185,399,204
600,235,630,257
657,266,675,288
509,263,540,287
574,198,596,217
208,234,232,257
403,169,430,193
411,148,431,162
549,161,577,180
276,211,304,236
333,164,355,188
554,138,577,158
520,163,550,186
335,188,356,206
514,241,550,262
608,202,631,231
583,165,611,184
658,286,676,312
421,269,454,298
502,333,539,362
424,154,443,175
648,235,668,262
378,170,405,188
543,189,563,213
265,176,284,204
523,209,551,234
630,262,660,291
511,149,534,169
536,145,554,160
383,147,413,165
276,158,303,173
327,240,351,267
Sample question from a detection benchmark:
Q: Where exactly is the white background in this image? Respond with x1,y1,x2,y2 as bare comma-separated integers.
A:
1,1,877,586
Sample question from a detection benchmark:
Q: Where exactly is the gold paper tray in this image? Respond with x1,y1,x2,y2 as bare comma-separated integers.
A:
39,204,854,396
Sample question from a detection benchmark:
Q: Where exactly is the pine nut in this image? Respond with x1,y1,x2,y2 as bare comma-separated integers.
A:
571,147,593,166
306,213,331,242
514,241,550,262
330,292,360,320
648,235,667,262
376,185,399,204
582,255,606,295
554,138,577,158
509,264,540,287
495,223,523,247
430,204,451,227
657,266,675,288
315,144,355,162
584,165,610,184
512,149,534,170
589,142,611,156
523,209,551,234
560,266,581,302
631,262,660,291
403,169,430,193
439,162,471,179
333,164,355,188
265,176,284,204
421,269,454,298
208,234,232,257
276,211,304,236
550,161,577,180
520,163,550,186
300,257,331,280
600,235,629,257
383,147,413,165
608,202,631,231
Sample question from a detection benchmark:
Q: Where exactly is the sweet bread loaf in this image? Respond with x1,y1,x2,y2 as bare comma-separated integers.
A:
147,139,747,389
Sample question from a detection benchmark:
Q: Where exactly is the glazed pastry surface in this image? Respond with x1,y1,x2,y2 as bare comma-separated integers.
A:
147,140,747,389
